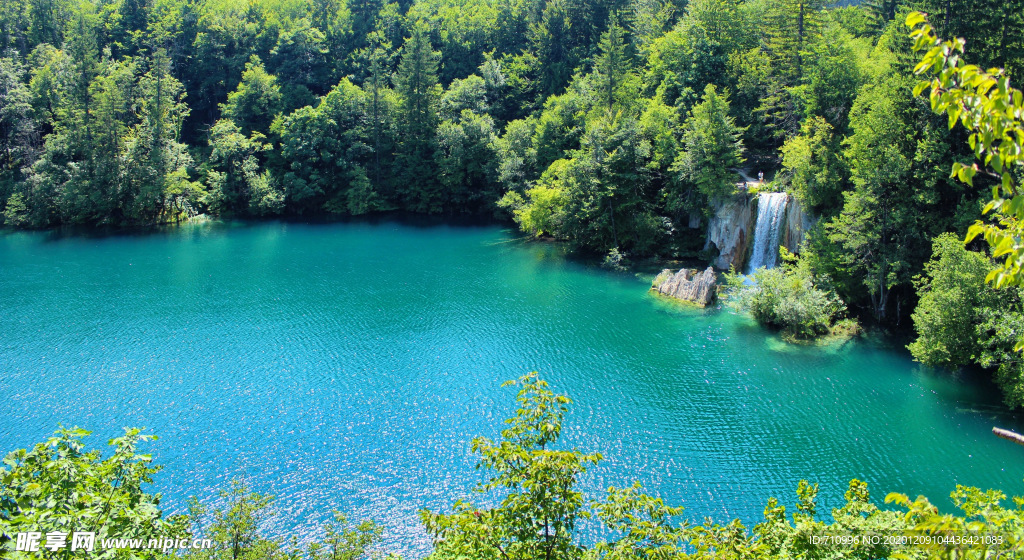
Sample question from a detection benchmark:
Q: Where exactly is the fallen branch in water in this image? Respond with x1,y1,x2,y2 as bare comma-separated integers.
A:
993,427,1024,447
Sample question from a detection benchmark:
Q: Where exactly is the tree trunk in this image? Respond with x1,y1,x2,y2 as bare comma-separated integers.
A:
796,2,804,76
998,0,1011,68
609,197,619,249
993,426,1024,447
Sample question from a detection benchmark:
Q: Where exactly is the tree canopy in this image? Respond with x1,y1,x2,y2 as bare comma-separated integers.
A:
1,0,1024,401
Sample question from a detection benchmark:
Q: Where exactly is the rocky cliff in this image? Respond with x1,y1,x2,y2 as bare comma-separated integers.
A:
704,195,753,270
703,191,816,271
652,267,718,306
782,196,815,254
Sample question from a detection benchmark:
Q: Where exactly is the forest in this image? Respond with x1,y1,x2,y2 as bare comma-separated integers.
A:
4,1,1024,557
0,0,1023,403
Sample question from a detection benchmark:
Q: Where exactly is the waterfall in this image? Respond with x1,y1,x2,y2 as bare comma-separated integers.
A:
746,192,789,273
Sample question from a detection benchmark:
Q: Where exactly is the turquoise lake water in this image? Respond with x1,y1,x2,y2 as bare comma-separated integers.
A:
1,218,1023,557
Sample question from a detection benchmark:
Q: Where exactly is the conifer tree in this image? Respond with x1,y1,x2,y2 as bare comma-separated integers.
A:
364,34,394,195
593,17,632,111
863,0,900,34
765,0,825,81
394,24,442,212
0,56,35,187
669,84,744,212
531,0,574,98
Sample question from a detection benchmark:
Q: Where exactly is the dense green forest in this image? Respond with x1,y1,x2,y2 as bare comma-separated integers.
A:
1,0,1024,403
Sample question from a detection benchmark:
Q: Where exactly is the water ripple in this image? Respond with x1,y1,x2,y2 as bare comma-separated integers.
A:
1,221,1022,559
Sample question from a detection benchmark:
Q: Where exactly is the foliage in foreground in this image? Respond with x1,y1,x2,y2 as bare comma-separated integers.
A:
907,12,1024,292
0,429,393,559
420,373,1024,560
907,12,1024,349
181,480,397,560
0,427,188,559
723,250,850,339
4,376,1024,559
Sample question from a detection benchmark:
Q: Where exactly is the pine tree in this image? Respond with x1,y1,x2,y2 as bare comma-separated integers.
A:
365,36,391,195
393,24,441,212
127,48,198,222
117,0,149,51
531,0,574,98
982,0,1024,79
0,0,31,54
395,26,439,145
28,0,71,47
765,0,824,81
593,17,632,111
863,0,900,34
67,7,98,149
669,84,745,209
0,56,35,186
627,0,673,52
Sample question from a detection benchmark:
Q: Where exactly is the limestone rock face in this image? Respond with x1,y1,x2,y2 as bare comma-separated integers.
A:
701,191,817,271
652,267,717,306
782,196,816,254
704,196,753,270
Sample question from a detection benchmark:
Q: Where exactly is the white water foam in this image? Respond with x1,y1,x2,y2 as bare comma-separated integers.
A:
746,192,788,273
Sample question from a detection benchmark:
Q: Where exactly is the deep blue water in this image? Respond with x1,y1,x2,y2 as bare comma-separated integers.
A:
1,219,1022,557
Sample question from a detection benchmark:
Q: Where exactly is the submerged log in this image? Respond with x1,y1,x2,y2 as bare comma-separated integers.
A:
993,426,1024,447
652,267,717,307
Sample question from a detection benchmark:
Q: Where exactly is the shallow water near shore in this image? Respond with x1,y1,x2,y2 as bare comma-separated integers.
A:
2,218,1022,558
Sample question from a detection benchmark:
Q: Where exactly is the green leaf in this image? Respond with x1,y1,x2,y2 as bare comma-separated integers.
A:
905,12,926,28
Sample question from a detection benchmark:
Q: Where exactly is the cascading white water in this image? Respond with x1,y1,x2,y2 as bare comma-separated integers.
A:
746,192,789,273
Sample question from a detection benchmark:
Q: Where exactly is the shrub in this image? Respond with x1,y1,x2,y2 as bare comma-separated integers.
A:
0,428,189,558
725,257,847,339
602,247,628,271
2,193,29,227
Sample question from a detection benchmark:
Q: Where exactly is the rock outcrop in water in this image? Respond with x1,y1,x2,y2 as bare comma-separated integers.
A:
704,196,753,270
652,267,717,306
